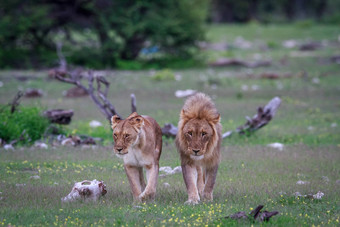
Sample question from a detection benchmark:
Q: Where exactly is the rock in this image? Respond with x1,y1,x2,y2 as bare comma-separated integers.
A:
322,176,330,183
34,142,48,149
312,191,324,200
30,175,41,180
4,144,14,151
163,182,170,188
175,90,196,98
296,180,310,185
267,143,284,151
159,166,182,176
89,120,103,128
282,40,298,48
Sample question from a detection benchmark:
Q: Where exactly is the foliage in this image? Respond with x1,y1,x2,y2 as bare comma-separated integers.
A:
151,69,176,81
0,105,49,144
210,0,340,23
0,0,209,68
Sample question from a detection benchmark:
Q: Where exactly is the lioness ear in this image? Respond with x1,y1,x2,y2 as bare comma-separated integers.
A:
129,115,144,131
111,115,121,130
210,113,220,125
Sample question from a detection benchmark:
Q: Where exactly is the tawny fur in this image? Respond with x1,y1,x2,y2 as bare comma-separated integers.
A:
176,93,222,204
111,112,162,203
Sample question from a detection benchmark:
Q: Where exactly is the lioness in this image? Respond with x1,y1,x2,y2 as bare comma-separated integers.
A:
111,112,162,202
176,93,222,204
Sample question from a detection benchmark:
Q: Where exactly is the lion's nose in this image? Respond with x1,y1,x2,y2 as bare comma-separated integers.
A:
116,148,123,152
192,149,200,154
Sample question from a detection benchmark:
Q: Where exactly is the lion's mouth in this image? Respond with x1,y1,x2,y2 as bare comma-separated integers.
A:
190,154,204,160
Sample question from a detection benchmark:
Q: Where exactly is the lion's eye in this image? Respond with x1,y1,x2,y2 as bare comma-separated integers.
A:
113,134,117,139
187,132,192,136
124,134,130,139
201,132,207,136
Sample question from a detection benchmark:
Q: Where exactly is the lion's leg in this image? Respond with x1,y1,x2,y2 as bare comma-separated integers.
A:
196,166,204,197
182,164,200,205
139,164,158,202
202,165,218,202
138,167,146,191
124,164,143,201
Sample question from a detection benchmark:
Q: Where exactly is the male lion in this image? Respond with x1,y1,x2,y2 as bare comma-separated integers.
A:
176,93,222,204
111,112,162,202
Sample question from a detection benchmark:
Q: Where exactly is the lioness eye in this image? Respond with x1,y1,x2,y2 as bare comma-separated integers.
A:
125,134,130,138
187,132,192,136
113,134,117,139
201,132,207,136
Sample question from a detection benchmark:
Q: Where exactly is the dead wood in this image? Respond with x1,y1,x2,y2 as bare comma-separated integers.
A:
161,123,178,138
209,58,271,68
10,91,24,114
131,93,137,113
50,42,120,120
225,205,279,222
64,86,89,97
24,88,44,98
44,109,74,125
235,97,281,135
237,97,281,134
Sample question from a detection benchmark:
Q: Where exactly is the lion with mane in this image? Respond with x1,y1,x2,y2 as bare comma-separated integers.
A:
176,92,222,204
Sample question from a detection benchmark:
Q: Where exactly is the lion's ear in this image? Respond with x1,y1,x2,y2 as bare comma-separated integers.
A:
111,115,121,129
210,113,220,125
128,113,144,131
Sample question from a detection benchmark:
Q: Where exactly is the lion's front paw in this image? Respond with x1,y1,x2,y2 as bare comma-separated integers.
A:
184,198,200,205
202,192,213,202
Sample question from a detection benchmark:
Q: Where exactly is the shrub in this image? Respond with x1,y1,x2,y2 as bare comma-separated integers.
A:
151,69,176,81
0,105,50,145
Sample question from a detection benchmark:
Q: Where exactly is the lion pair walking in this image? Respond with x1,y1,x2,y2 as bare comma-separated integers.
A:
111,93,221,204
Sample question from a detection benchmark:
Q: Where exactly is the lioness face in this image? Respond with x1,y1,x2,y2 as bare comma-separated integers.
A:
111,113,144,156
182,118,213,160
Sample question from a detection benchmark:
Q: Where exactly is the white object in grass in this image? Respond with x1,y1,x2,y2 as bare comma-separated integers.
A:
89,120,103,128
62,179,107,202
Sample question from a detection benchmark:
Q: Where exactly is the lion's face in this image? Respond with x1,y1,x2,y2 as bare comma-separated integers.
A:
111,113,144,156
182,118,214,160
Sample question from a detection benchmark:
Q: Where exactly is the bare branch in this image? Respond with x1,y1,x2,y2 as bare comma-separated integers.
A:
10,91,24,114
131,93,137,113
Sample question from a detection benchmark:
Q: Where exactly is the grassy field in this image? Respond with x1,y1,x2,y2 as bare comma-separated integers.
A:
0,24,340,226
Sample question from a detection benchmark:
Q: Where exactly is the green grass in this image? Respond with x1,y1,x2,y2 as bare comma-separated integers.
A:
0,23,339,226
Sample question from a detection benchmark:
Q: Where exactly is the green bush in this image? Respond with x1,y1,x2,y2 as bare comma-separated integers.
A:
0,105,50,145
151,69,176,81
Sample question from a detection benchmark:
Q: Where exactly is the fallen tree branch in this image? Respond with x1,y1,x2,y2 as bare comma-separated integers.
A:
209,58,271,68
236,97,281,134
